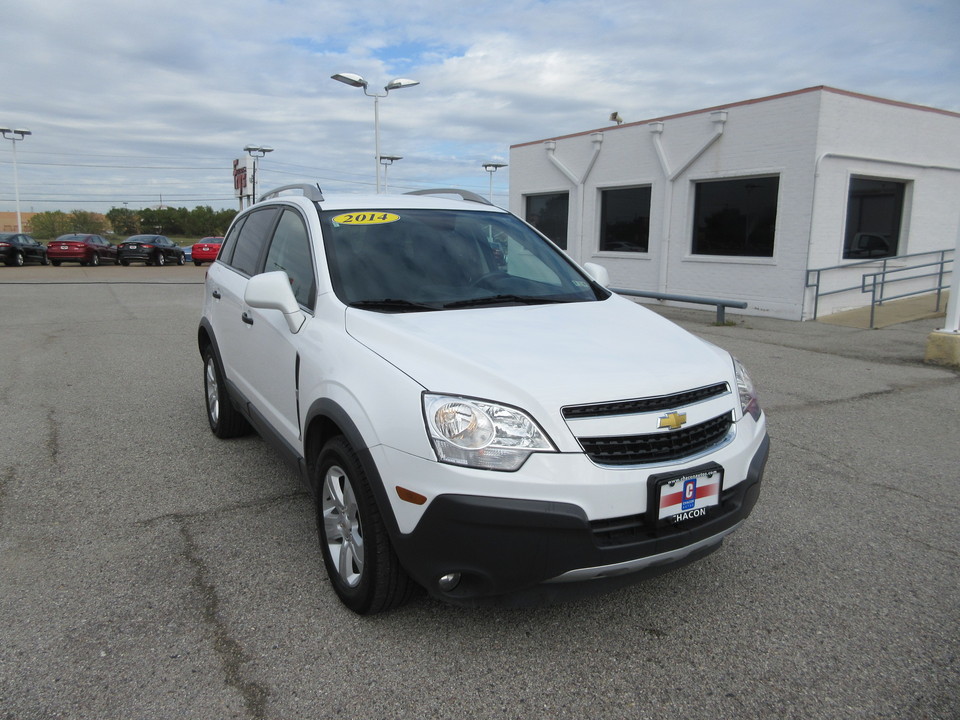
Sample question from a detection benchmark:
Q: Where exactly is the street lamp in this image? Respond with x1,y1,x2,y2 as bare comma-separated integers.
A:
483,162,507,202
0,127,32,233
243,144,273,206
331,73,419,193
379,155,402,193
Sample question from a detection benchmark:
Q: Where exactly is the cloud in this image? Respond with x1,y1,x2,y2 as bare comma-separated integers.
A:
1,0,957,211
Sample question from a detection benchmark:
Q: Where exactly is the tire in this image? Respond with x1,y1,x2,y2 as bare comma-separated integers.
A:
13,252,24,267
155,252,165,266
51,260,61,266
90,253,100,267
41,254,49,266
177,253,185,266
194,261,202,266
315,436,415,615
120,259,130,266
202,344,250,438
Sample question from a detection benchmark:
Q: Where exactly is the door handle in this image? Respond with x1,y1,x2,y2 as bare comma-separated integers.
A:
212,290,221,299
242,312,254,326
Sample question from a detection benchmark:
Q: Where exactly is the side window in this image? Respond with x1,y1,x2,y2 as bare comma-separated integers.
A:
599,186,651,253
843,177,906,259
227,208,279,276
525,192,569,249
264,209,316,310
692,176,779,257
219,216,247,265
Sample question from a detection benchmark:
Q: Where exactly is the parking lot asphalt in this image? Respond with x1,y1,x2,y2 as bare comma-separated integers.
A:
0,265,957,719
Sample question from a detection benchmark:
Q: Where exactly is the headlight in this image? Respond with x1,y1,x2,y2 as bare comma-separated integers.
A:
423,394,555,471
733,357,762,420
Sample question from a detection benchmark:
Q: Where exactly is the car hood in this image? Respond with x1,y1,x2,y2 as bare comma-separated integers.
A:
344,295,734,412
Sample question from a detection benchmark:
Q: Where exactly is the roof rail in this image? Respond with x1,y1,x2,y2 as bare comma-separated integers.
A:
404,188,492,206
259,183,325,203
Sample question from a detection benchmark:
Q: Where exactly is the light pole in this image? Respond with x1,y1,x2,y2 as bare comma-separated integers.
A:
0,127,32,232
331,73,419,193
483,162,507,202
243,144,273,206
379,155,402,193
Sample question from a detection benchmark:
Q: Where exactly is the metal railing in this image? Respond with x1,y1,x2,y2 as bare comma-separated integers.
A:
806,249,953,328
612,288,747,324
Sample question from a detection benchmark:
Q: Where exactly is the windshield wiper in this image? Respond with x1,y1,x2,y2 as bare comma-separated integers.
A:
349,298,440,312
443,294,569,309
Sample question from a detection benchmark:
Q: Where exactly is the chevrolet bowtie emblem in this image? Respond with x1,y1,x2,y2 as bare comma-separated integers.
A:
658,411,687,430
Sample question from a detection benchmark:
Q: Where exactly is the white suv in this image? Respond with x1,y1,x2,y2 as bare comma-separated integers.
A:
198,184,769,614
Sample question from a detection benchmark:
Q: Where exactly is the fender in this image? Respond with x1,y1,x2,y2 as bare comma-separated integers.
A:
302,397,406,542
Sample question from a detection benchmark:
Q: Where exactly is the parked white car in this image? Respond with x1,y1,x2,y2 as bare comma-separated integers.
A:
198,184,769,614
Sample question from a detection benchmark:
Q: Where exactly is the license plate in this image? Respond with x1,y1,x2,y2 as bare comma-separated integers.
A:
129,244,138,249
657,468,721,522
60,245,69,249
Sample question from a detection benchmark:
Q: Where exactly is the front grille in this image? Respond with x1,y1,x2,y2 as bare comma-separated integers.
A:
579,412,733,465
562,383,728,419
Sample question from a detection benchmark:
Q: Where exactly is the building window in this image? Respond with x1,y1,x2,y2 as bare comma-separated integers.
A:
525,192,569,249
599,186,651,253
692,176,779,257
843,177,905,259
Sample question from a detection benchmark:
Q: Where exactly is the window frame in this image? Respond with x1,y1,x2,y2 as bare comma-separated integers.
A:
598,185,652,255
524,191,570,250
842,175,907,261
690,175,780,259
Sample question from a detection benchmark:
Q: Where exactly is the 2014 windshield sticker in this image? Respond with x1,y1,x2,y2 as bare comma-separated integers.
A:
332,212,400,226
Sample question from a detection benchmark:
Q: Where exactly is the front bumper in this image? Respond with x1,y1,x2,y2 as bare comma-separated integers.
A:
391,434,768,606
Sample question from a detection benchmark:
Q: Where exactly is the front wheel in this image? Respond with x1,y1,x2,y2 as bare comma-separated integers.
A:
177,253,185,266
316,436,415,615
202,345,250,438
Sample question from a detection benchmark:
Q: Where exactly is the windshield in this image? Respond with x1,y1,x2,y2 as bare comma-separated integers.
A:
321,208,605,311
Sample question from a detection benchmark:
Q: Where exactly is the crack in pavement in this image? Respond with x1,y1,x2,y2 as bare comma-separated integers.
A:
139,491,309,719
178,520,271,719
765,375,959,415
0,466,12,533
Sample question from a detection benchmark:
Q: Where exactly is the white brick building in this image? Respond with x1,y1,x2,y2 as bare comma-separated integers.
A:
508,86,960,320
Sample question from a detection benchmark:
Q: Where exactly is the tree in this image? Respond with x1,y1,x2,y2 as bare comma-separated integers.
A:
29,211,74,239
185,205,216,237
106,207,140,235
213,209,238,235
69,210,108,234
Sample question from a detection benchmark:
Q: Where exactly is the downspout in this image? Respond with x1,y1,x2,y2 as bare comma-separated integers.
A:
651,111,728,293
545,132,604,264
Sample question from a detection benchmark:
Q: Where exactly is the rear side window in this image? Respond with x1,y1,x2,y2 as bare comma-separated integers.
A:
218,216,247,265
226,208,279,276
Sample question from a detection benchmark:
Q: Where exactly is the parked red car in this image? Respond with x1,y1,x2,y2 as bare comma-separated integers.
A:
190,237,224,266
47,234,119,266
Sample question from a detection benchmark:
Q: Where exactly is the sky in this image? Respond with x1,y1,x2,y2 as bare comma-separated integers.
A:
1,0,958,214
